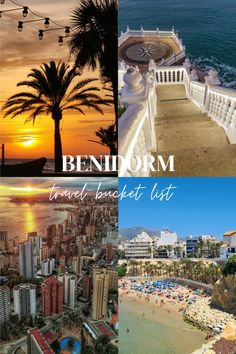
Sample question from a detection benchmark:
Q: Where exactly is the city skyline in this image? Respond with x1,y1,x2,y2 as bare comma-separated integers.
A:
119,178,236,238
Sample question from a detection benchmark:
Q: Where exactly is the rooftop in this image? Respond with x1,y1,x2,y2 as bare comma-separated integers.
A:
28,328,54,354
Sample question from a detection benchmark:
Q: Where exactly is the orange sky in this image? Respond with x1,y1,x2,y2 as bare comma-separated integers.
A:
0,0,115,159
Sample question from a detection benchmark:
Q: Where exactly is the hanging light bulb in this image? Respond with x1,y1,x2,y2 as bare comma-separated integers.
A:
58,36,63,46
18,21,23,32
65,26,70,37
38,30,44,40
44,17,50,29
22,6,28,17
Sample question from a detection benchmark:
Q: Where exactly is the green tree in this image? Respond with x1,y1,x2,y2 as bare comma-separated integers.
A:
70,0,118,126
2,61,109,172
221,255,236,276
118,264,127,277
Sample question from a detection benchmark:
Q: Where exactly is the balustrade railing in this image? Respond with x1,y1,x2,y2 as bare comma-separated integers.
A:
118,62,236,176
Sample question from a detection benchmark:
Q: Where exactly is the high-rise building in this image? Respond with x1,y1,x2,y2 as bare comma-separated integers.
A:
76,236,83,258
40,245,49,263
46,224,57,248
106,243,113,262
82,275,92,300
71,256,79,274
107,269,118,291
57,255,65,275
19,241,37,279
58,273,76,309
41,258,55,276
92,270,109,320
41,276,63,316
27,328,54,354
13,283,36,319
0,286,10,324
0,231,8,251
28,232,42,255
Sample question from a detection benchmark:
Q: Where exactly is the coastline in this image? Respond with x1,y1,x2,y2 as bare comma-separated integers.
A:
119,277,236,353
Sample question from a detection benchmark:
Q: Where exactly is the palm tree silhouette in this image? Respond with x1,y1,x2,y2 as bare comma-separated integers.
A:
70,0,118,126
2,61,110,172
89,124,117,155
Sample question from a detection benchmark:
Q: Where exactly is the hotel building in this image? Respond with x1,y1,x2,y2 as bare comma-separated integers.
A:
19,241,37,279
13,283,36,319
58,273,76,309
124,232,155,259
0,286,10,324
92,269,109,320
41,258,55,276
41,276,63,316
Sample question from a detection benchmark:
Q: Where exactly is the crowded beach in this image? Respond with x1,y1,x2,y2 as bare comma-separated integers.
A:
119,278,235,337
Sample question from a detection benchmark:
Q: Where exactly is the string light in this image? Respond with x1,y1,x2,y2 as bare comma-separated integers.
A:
22,6,28,17
58,36,63,46
44,17,50,29
65,26,70,37
38,29,44,40
1,1,75,45
17,20,23,31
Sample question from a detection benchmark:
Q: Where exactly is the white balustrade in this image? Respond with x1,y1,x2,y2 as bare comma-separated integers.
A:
119,59,236,176
205,85,236,143
119,68,157,176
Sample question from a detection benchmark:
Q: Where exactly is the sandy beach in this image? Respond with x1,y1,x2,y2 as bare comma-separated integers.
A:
119,277,206,316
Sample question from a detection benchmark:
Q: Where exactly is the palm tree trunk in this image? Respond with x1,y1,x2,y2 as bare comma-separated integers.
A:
54,119,63,172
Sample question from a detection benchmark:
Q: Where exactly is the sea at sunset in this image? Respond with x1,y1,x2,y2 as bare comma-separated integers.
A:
119,0,236,88
0,197,75,241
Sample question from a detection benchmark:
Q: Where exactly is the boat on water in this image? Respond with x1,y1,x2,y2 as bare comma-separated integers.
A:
0,157,47,176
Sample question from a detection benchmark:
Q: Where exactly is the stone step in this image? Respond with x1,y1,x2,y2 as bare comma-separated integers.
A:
156,119,214,129
151,157,236,176
157,126,229,151
156,145,236,162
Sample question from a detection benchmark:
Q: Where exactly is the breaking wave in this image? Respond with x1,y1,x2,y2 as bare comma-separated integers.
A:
188,55,236,89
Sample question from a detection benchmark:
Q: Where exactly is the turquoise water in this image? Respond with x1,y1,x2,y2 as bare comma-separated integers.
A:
60,337,81,353
119,0,236,87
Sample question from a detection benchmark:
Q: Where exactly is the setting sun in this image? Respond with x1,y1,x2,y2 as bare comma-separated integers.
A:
21,139,34,147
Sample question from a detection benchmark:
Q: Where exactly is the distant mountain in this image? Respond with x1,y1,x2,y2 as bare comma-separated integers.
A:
119,227,160,240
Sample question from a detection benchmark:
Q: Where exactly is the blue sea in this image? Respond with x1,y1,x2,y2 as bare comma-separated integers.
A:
119,0,236,88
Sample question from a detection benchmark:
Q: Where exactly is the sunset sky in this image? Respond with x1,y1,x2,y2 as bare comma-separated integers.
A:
0,177,117,196
0,0,115,159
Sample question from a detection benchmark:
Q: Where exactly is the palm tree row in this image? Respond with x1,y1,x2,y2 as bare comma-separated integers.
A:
127,259,222,285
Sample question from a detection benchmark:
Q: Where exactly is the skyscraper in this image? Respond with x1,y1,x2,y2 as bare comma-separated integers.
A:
13,283,36,319
28,232,42,255
71,256,79,274
106,243,114,262
82,275,92,300
0,231,8,251
92,270,109,320
58,273,76,309
41,258,55,276
19,241,37,279
0,286,10,324
41,276,63,316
